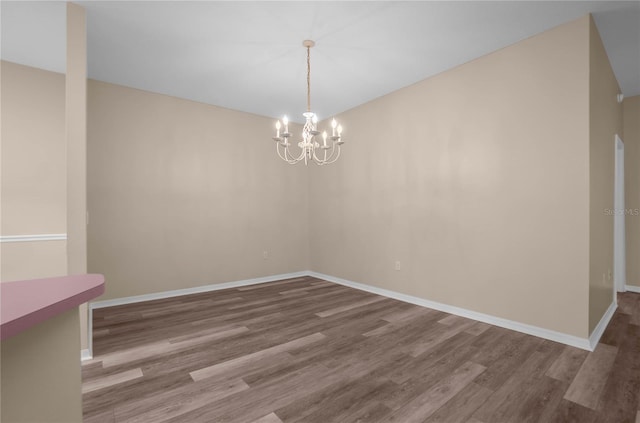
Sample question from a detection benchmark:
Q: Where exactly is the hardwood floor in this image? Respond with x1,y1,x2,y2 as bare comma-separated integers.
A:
83,277,640,423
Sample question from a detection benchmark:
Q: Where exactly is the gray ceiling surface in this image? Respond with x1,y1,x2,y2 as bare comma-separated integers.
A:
2,1,639,121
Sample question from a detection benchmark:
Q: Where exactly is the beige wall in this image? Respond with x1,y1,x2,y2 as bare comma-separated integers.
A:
66,2,90,350
624,96,640,288
588,16,622,332
1,242,68,282
0,61,67,281
1,308,83,423
87,81,309,300
309,16,592,338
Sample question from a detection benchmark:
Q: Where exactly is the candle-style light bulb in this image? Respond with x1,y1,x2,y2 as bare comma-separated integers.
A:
283,116,289,134
275,120,281,137
322,131,328,147
337,125,343,136
331,119,337,136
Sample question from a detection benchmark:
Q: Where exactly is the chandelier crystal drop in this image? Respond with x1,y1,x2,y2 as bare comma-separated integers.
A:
272,40,344,165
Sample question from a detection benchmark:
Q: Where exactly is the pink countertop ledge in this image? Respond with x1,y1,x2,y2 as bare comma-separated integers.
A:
1,274,105,341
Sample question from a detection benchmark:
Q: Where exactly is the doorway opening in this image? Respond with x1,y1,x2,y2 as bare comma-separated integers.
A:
614,134,626,293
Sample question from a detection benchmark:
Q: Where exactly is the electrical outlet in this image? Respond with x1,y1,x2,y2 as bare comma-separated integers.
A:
263,251,269,260
395,261,401,271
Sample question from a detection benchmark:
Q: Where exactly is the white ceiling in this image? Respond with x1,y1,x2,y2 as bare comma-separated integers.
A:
2,1,639,122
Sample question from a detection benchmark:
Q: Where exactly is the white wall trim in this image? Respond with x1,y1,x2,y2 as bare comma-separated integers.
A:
625,285,640,293
588,301,617,350
308,271,594,351
0,234,67,243
90,271,308,309
88,305,93,359
89,270,621,353
80,349,92,361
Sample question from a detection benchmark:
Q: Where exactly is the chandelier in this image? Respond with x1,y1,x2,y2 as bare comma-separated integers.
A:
272,40,344,165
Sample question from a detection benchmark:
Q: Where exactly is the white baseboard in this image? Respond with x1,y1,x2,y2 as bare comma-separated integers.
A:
626,284,640,293
80,349,92,361
91,271,308,309
87,305,93,361
308,271,594,351
88,270,614,353
588,301,617,350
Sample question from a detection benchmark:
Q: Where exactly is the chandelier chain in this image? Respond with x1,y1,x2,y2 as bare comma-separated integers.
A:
306,46,311,113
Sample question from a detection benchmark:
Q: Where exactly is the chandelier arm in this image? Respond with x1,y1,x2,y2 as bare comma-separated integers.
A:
323,144,333,162
278,140,306,164
277,143,299,164
286,150,303,164
330,146,342,163
280,144,291,161
319,142,339,164
321,145,329,163
311,141,330,164
276,142,291,163
290,143,307,163
322,145,341,165
310,142,321,163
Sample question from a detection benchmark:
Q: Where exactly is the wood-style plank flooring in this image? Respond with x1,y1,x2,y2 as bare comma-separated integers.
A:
83,277,640,422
